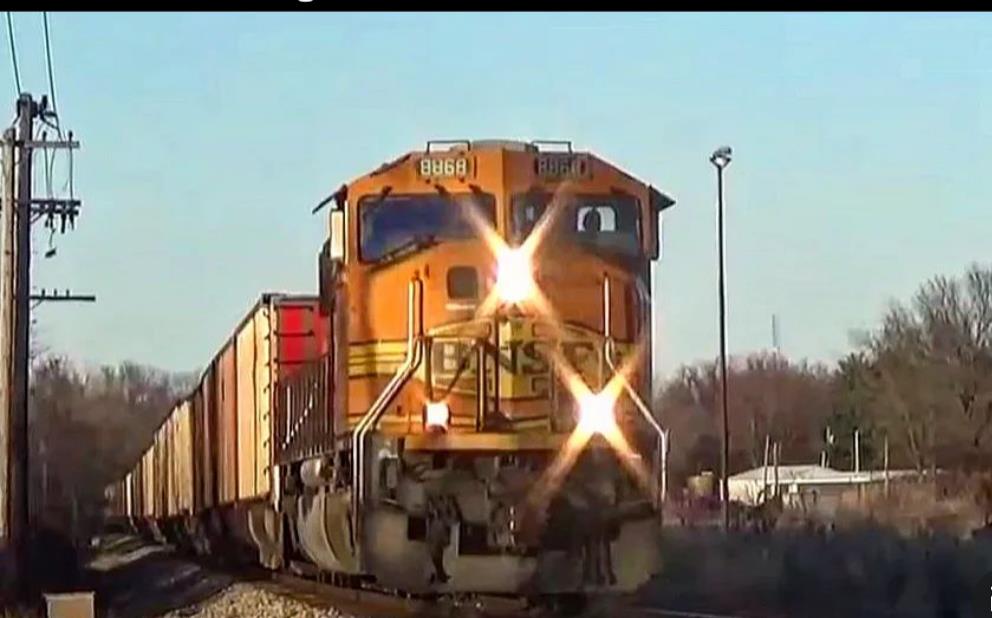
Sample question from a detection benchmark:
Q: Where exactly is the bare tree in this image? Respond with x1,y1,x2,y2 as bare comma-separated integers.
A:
28,355,194,540
657,353,834,488
850,263,992,472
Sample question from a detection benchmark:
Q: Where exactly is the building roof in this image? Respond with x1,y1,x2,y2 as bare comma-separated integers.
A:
729,464,920,486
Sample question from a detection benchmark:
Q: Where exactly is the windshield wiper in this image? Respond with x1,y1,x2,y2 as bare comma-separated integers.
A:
373,235,438,266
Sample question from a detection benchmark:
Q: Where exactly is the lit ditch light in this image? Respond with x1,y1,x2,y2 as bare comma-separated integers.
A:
495,247,535,305
576,391,618,435
525,345,657,515
424,400,451,432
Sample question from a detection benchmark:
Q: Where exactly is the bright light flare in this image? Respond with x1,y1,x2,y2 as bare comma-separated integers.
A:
460,184,577,319
495,248,535,304
577,391,617,435
526,344,654,515
424,401,450,431
519,181,575,259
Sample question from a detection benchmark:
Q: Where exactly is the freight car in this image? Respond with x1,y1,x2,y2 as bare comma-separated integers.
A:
108,140,674,607
106,294,328,553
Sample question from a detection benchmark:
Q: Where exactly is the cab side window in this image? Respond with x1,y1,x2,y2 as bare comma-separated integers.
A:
576,205,618,233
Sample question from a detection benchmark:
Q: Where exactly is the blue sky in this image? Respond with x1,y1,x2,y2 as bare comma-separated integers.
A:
4,12,991,381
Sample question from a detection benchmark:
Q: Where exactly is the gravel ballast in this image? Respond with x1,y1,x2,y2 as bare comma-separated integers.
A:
161,583,354,618
86,536,359,618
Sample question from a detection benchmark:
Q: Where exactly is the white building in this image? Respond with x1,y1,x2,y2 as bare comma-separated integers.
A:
728,464,919,510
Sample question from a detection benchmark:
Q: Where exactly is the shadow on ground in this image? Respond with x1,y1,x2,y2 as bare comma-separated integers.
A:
637,524,992,618
83,535,237,618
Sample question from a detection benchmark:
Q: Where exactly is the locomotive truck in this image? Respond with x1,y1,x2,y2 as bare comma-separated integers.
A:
107,139,675,605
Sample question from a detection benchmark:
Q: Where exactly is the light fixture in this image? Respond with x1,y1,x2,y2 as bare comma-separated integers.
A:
576,391,617,435
424,401,450,432
710,146,732,169
495,248,535,304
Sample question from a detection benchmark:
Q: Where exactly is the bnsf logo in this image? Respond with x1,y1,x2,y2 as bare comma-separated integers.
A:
430,339,606,398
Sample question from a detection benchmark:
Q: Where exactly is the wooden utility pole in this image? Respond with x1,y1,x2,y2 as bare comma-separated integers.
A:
0,127,13,574
10,95,35,596
1,93,88,599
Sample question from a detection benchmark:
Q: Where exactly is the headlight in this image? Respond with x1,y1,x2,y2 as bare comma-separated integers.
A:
495,248,535,304
577,392,616,435
424,401,450,432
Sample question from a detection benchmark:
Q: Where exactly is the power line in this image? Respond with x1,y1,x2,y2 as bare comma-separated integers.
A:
39,14,72,261
5,12,21,96
42,13,58,122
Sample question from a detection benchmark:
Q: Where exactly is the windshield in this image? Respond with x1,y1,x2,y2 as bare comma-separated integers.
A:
511,193,642,258
359,193,495,262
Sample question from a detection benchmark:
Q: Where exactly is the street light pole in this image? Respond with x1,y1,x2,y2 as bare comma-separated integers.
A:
710,146,732,531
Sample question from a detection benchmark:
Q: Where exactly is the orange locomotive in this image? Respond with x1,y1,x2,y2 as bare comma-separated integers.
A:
108,139,675,603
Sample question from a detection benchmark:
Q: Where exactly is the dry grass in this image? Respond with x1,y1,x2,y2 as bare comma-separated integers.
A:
645,478,992,617
645,525,991,617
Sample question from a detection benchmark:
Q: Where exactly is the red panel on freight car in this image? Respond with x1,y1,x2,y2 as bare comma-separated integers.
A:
276,299,328,381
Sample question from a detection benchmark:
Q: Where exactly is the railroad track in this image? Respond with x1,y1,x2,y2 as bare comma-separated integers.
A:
263,569,754,618
634,609,754,618
95,535,757,618
266,570,537,617
266,570,438,617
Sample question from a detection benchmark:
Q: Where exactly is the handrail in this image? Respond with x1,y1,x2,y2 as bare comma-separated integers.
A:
350,278,424,566
603,275,668,505
426,139,471,153
476,340,486,431
530,139,573,153
602,276,664,437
